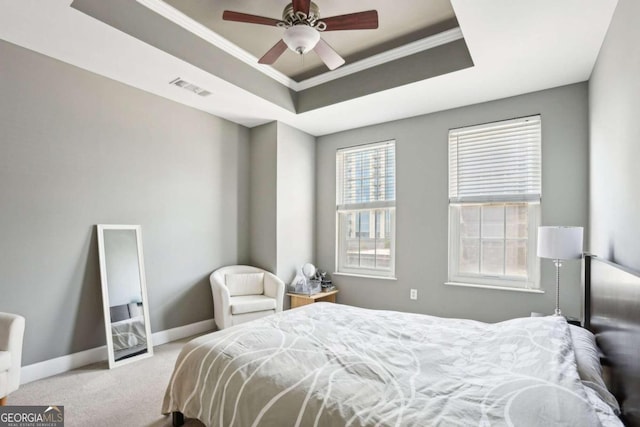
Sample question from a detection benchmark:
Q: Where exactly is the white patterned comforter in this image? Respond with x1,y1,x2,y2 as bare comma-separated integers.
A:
162,303,620,426
111,316,146,351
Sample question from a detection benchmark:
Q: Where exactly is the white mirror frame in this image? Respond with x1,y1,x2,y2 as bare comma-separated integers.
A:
97,224,153,369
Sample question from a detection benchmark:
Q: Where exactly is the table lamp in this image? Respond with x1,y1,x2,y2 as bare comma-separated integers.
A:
537,226,583,316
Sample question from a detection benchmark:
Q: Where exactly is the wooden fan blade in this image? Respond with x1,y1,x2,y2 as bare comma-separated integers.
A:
320,10,379,31
258,39,288,65
313,38,345,70
222,11,281,27
293,0,311,16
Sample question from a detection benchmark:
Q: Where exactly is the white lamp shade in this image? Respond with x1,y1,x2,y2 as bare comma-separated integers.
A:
283,25,320,54
537,226,583,260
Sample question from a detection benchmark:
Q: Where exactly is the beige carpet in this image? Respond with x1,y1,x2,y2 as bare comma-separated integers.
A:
9,337,205,427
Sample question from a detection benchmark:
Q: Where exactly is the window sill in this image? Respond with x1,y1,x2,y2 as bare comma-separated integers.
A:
445,282,544,294
333,272,397,281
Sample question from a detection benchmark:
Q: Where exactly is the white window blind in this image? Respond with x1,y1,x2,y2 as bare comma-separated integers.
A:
449,115,541,203
337,141,396,210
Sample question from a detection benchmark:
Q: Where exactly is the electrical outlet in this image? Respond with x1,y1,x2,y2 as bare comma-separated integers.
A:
410,289,418,300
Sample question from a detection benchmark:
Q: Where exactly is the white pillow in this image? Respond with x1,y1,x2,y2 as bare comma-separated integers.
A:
226,273,264,296
570,325,602,382
128,302,143,318
569,325,620,413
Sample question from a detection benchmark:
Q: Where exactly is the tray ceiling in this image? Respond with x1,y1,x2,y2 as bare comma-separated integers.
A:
163,0,457,81
0,0,619,136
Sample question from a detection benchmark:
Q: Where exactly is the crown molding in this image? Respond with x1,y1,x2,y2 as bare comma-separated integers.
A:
137,0,463,92
295,27,463,90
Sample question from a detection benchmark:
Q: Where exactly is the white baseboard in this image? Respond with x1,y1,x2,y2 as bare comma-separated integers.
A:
20,346,108,385
20,318,216,385
152,318,215,345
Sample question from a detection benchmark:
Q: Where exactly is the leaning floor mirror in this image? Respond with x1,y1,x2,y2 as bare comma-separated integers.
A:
97,224,153,368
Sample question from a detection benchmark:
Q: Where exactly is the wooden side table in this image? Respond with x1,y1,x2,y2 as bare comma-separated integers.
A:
288,289,339,309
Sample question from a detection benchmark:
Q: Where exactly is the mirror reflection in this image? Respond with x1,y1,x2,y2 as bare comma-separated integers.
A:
97,225,153,368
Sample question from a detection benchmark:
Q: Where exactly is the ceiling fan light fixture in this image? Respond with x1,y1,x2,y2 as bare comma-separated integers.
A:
223,1,378,69
283,25,320,54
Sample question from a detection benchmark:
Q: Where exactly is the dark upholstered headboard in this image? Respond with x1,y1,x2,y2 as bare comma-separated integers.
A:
583,254,640,426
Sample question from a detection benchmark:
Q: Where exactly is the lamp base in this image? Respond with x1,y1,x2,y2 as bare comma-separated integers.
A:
553,260,563,317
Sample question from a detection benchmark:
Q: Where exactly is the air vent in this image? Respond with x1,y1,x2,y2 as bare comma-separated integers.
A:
169,77,212,97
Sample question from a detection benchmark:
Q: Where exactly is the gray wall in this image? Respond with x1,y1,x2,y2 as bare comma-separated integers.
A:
316,83,589,322
249,123,278,273
276,122,316,284
0,40,250,365
248,122,316,309
589,0,640,272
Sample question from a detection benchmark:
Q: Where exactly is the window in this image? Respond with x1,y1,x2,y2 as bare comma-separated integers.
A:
448,116,541,289
336,141,396,277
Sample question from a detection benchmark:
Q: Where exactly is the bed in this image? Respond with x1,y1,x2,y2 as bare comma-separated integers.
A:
111,316,147,360
163,254,637,426
109,303,148,361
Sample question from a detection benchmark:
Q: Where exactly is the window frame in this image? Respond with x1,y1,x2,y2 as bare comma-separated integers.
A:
447,116,542,290
336,207,396,278
335,140,396,279
448,202,540,290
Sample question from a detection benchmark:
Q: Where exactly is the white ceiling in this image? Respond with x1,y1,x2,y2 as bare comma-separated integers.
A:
0,0,618,136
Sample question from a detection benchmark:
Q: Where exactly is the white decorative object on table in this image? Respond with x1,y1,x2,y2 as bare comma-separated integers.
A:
288,263,322,295
302,263,316,279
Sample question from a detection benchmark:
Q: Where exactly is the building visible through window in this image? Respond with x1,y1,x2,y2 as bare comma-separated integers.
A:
336,141,396,277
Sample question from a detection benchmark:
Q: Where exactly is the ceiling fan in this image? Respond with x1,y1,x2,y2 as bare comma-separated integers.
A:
222,0,379,71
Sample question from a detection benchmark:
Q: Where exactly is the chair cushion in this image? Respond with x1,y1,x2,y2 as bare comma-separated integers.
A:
226,273,264,296
230,295,277,315
0,351,11,372
231,310,276,326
